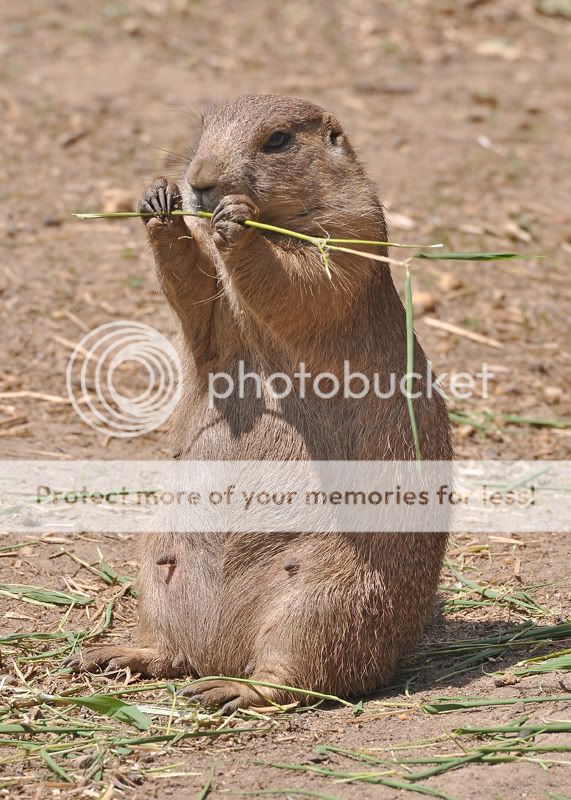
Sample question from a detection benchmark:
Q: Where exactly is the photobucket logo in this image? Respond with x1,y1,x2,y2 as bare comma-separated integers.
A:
208,361,494,407
66,321,182,438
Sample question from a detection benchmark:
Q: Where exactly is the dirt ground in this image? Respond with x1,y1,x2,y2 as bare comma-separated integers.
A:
1,0,571,798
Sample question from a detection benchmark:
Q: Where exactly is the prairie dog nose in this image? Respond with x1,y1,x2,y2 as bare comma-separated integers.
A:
188,157,221,191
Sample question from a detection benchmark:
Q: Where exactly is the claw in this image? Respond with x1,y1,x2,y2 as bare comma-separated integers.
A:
177,684,197,699
185,693,205,706
138,178,182,226
211,195,259,248
166,185,174,213
171,653,186,670
62,652,80,669
220,700,240,716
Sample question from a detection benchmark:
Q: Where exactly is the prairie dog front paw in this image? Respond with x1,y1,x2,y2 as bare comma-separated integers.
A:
212,194,260,248
138,177,185,233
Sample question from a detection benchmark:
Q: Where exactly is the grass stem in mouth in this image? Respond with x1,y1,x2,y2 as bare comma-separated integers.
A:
71,210,444,250
72,210,529,262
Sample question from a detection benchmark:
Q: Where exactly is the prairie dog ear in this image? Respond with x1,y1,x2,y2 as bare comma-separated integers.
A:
322,112,344,147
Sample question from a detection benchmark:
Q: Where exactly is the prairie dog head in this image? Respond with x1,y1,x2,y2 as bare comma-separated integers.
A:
181,94,386,240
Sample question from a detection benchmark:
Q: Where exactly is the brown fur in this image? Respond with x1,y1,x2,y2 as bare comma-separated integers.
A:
67,95,452,712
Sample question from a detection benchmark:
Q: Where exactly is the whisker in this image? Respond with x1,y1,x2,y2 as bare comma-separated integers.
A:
131,136,191,165
190,287,225,306
197,264,218,280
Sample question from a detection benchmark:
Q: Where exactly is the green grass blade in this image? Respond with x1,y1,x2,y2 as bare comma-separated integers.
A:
405,266,422,460
416,251,531,261
511,652,571,676
195,764,216,800
455,721,571,735
446,564,544,615
255,760,460,800
0,631,73,644
53,694,151,731
423,695,571,713
39,748,72,782
180,675,354,708
112,726,273,746
0,585,92,607
324,238,443,249
229,791,340,800
500,414,571,429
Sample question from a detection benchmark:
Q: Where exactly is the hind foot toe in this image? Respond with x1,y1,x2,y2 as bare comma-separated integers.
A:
63,645,190,678
179,677,289,714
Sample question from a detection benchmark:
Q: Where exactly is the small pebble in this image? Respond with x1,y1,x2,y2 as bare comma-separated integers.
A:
103,188,135,213
543,386,563,404
413,290,436,315
438,272,463,293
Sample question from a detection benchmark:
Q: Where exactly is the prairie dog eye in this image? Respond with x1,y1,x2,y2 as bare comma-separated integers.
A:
263,130,292,151
329,129,343,146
